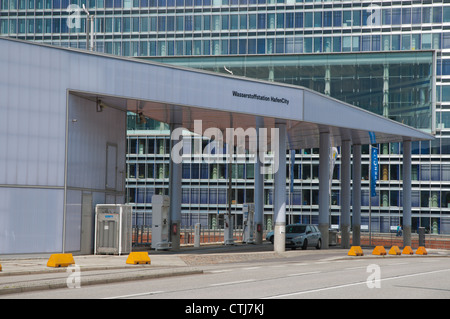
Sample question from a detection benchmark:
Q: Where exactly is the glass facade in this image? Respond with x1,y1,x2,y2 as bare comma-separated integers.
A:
149,51,435,131
1,1,450,57
3,0,450,234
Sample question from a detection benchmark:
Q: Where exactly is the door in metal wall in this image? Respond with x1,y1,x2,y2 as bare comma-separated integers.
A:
80,193,93,255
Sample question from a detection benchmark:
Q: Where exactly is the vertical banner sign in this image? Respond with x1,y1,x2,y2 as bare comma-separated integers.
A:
368,132,377,144
370,146,379,197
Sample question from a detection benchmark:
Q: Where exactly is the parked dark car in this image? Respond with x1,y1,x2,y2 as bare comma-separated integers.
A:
266,224,322,250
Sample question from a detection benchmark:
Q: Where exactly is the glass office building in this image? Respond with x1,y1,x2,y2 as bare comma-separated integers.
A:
2,0,450,234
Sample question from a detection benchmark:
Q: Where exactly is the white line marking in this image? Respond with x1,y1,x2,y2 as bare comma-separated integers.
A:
207,269,233,274
264,268,450,299
210,279,255,287
345,266,366,270
387,262,409,266
287,271,321,277
103,291,164,299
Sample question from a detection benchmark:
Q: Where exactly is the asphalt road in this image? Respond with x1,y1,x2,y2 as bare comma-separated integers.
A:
3,252,449,300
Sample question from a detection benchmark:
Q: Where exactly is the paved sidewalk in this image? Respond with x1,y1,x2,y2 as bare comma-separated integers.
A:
0,252,204,295
0,244,448,296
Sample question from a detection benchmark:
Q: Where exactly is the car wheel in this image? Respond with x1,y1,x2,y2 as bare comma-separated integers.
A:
301,239,308,250
316,239,322,250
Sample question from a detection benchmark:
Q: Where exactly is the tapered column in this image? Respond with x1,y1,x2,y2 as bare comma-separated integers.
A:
402,140,412,247
273,122,287,253
254,118,264,244
352,144,362,246
169,121,183,250
319,131,330,249
340,140,351,249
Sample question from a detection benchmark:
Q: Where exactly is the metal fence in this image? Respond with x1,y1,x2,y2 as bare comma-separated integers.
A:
133,226,450,249
132,225,247,246
357,232,450,249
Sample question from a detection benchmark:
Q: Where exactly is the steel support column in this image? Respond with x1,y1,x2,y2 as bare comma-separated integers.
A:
254,118,264,245
340,140,351,249
169,122,183,250
402,140,412,247
273,122,287,253
319,131,330,249
352,144,362,246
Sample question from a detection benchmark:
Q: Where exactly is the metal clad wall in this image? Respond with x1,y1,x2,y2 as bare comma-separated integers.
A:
0,188,64,254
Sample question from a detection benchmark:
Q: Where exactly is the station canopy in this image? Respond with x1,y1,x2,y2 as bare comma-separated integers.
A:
3,37,433,149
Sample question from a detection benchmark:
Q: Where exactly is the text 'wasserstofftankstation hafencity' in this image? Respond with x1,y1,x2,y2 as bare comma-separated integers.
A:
0,37,432,255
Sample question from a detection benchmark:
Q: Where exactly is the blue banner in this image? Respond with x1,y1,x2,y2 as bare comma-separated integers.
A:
369,132,376,144
370,146,378,197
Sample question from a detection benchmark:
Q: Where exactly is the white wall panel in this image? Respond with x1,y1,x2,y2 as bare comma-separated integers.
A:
64,190,82,253
0,41,66,188
0,188,64,254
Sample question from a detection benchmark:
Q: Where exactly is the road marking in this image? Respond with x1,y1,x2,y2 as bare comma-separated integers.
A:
207,269,233,274
345,266,367,270
243,267,261,270
290,263,308,266
387,262,409,266
287,271,321,277
210,279,255,287
103,291,164,299
264,268,450,299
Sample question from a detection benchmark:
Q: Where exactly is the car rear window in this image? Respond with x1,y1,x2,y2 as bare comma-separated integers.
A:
286,225,306,233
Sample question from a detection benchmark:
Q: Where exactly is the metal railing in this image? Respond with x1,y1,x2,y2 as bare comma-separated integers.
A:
348,232,450,249
132,225,246,246
133,226,450,249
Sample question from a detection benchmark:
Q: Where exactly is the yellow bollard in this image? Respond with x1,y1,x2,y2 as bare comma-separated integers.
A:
47,253,75,268
402,246,414,255
348,246,364,256
416,246,428,255
388,246,401,255
126,252,151,265
372,246,387,255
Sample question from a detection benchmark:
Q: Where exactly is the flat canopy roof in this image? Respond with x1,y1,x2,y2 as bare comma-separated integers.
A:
0,37,433,148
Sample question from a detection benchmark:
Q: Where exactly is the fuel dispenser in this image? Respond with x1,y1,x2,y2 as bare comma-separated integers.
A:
243,204,255,244
151,195,171,250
